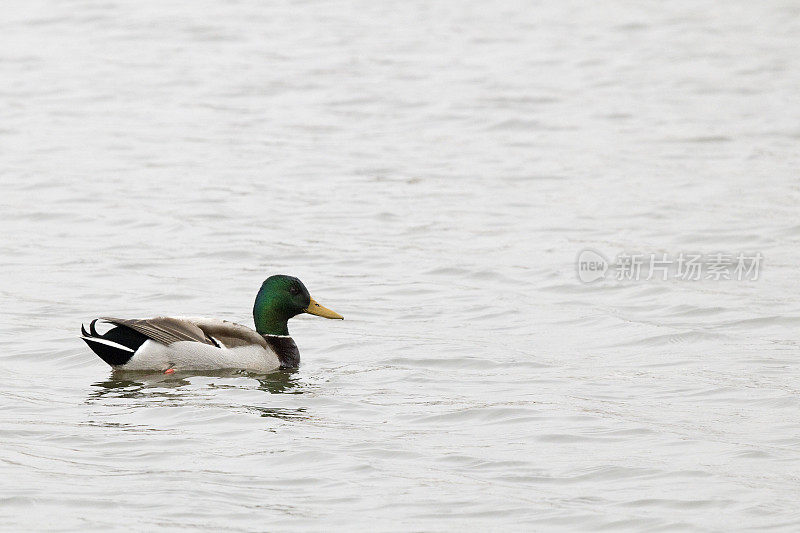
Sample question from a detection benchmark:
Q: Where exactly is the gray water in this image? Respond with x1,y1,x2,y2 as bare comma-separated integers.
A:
2,1,800,531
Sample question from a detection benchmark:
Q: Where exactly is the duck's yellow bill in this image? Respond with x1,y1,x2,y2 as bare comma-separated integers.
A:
305,297,343,319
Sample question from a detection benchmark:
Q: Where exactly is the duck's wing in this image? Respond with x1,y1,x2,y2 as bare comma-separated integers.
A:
189,318,269,349
100,316,269,350
99,316,213,347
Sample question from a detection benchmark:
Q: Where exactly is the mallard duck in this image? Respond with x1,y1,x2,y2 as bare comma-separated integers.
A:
81,275,343,372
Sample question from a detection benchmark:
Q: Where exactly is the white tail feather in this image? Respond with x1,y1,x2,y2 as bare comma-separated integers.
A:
80,336,135,353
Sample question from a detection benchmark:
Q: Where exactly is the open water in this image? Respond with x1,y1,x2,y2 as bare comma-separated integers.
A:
1,1,799,530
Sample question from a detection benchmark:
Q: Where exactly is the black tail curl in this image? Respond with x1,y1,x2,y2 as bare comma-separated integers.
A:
80,319,148,367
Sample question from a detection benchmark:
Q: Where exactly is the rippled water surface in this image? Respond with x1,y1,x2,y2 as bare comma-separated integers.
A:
2,1,800,530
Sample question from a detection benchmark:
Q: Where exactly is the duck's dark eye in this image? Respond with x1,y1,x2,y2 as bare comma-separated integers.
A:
289,286,300,295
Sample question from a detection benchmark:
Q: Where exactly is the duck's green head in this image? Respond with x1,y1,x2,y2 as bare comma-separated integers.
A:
253,275,343,336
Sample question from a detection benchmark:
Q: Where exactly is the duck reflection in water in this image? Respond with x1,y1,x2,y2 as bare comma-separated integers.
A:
88,369,308,419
